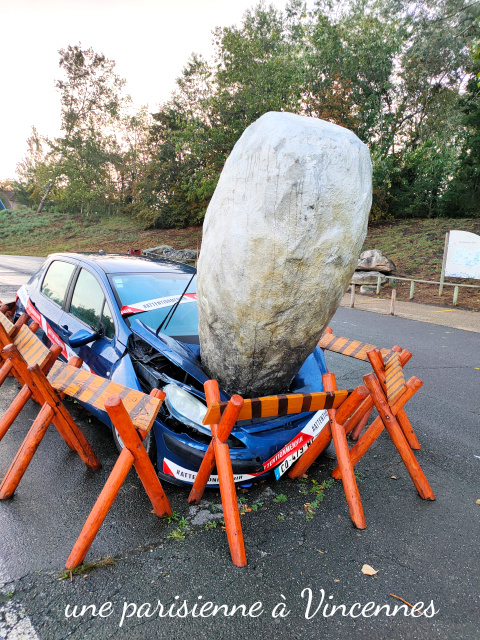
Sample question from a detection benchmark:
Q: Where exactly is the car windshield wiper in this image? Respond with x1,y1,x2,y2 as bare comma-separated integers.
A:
156,271,196,337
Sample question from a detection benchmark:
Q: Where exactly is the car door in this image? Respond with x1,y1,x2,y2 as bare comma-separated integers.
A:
29,258,77,347
62,266,123,377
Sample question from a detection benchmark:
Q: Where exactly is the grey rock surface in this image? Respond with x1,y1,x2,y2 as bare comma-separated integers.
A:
357,249,396,273
359,285,378,294
143,245,197,262
197,111,372,396
351,270,388,285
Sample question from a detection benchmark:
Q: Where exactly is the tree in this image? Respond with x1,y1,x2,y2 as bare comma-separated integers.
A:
46,44,130,215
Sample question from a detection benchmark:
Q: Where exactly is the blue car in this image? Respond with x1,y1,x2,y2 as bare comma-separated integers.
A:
15,253,328,487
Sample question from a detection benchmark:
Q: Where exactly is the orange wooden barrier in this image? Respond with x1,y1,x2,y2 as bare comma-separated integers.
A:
189,379,370,562
0,342,62,441
0,358,102,499
0,310,39,387
66,389,171,569
329,362,435,501
188,380,246,567
318,330,421,448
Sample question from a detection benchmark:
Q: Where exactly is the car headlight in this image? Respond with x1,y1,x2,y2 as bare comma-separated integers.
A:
164,384,210,436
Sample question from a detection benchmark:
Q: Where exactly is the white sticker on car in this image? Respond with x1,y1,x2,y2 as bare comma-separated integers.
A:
121,293,197,317
162,458,257,485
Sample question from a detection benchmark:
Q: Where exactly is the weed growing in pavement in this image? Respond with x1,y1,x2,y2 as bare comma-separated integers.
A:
204,521,218,531
304,479,336,521
58,556,115,580
273,493,288,503
164,511,181,524
167,528,187,541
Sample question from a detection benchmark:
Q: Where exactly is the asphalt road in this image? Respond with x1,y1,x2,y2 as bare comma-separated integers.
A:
0,257,479,639
0,255,45,302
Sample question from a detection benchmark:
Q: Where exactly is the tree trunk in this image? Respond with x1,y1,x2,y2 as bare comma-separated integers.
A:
36,183,53,214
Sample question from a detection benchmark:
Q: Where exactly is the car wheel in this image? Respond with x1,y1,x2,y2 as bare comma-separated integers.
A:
112,425,157,463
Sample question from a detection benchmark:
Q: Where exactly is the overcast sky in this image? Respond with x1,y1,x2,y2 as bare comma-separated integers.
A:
1,0,296,181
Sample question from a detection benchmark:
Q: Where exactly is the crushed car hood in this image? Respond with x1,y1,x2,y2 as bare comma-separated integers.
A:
129,318,325,401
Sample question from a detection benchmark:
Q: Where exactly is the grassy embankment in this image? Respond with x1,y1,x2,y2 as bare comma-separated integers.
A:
1,208,479,309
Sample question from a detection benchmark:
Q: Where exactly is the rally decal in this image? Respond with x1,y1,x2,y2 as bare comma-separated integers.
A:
162,459,258,486
162,409,329,485
121,293,197,317
262,409,329,474
17,285,91,372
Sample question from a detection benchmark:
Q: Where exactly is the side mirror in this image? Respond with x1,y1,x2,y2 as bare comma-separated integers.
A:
69,327,99,348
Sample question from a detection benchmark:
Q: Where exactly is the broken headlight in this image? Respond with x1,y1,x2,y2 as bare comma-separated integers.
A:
163,384,209,436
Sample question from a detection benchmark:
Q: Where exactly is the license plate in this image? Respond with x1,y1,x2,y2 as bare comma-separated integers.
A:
274,441,311,480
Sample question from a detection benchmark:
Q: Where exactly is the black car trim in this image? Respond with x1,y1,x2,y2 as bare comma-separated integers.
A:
162,433,263,474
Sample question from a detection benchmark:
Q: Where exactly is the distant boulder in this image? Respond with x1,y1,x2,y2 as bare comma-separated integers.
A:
351,270,388,286
357,249,396,274
143,245,197,263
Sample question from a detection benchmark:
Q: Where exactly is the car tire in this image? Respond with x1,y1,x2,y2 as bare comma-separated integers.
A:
112,425,157,464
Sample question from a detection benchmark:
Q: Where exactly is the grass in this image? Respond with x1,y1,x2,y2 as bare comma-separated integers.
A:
1,207,479,308
0,207,202,257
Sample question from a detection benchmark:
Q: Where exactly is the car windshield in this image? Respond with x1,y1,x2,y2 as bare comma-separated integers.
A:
110,272,198,341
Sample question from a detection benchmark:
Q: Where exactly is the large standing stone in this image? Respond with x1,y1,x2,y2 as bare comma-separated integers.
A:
197,112,372,397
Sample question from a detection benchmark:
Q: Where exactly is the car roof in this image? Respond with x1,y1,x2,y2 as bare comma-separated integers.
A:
46,252,196,275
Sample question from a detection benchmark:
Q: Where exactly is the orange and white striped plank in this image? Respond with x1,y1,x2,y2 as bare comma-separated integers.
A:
0,311,15,336
384,352,407,404
14,325,51,368
203,389,351,425
318,332,394,362
47,362,162,432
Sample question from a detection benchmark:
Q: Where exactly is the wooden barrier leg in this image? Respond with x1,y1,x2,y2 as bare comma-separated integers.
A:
188,380,221,504
349,404,374,441
0,385,32,440
331,416,384,479
288,423,332,479
396,408,421,450
28,364,101,470
188,442,216,504
330,411,366,528
65,448,135,569
0,360,14,388
323,373,366,529
363,375,434,500
214,439,247,567
0,404,55,499
105,396,171,517
331,376,424,479
289,385,369,480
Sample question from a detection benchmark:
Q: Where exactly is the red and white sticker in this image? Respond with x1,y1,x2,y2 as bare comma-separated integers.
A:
162,408,329,485
163,458,258,486
121,293,197,317
17,285,91,372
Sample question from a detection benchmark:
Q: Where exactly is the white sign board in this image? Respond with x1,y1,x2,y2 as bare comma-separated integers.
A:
445,230,480,280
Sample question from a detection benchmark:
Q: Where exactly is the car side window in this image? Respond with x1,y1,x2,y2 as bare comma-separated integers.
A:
41,261,76,307
70,269,105,332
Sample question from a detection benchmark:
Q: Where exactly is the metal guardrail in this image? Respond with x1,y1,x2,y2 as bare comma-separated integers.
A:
349,274,480,313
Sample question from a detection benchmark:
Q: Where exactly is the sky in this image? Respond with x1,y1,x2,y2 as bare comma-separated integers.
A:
1,0,294,181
